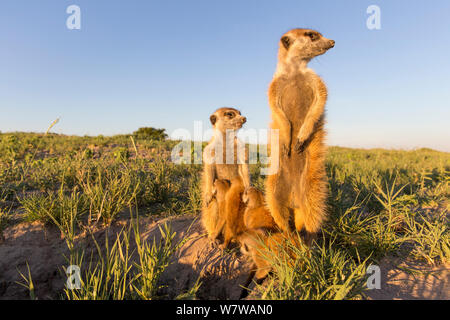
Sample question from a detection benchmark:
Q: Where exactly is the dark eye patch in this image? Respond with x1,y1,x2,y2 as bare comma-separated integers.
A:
224,112,235,118
305,32,319,41
281,36,291,49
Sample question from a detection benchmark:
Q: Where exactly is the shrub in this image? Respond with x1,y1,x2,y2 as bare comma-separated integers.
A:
133,127,168,141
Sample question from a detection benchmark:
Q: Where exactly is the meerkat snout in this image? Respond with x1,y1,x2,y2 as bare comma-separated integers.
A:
328,39,335,49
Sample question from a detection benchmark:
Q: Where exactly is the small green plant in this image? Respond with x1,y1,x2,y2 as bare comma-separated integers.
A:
113,147,130,162
132,223,188,299
82,148,93,159
79,165,139,225
181,174,202,215
16,262,36,300
405,212,449,265
64,228,134,300
253,234,368,300
19,185,89,250
136,160,176,208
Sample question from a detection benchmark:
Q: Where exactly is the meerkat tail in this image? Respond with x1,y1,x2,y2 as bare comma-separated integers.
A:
265,176,292,233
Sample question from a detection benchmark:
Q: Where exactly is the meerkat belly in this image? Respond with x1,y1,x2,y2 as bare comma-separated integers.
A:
215,164,240,181
279,78,314,147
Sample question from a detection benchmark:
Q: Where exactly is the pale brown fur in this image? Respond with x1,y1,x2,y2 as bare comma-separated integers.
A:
222,177,246,248
242,187,277,231
265,29,334,239
238,229,301,298
201,107,250,246
205,179,230,242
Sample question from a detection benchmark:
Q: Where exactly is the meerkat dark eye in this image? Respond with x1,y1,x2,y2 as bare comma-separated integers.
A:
305,32,319,41
281,36,291,49
224,112,235,118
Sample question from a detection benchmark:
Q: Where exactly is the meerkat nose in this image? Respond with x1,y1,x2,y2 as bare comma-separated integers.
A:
329,40,335,48
242,117,247,124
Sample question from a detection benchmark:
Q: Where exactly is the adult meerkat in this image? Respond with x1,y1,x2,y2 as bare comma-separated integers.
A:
202,107,250,246
265,29,335,241
242,187,277,231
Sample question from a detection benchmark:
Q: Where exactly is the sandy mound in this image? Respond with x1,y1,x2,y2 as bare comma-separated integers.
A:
0,216,253,300
364,257,449,300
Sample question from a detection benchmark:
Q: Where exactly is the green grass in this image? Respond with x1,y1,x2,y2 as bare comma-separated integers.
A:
63,220,197,300
1,132,449,300
254,234,368,300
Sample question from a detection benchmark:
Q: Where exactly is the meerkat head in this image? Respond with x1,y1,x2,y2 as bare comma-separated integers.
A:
278,28,334,64
210,107,247,132
243,187,264,208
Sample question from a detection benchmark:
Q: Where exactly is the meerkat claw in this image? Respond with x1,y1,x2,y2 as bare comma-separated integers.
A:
294,139,306,153
282,144,291,156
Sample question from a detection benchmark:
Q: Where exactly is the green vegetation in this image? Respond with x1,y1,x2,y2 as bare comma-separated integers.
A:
133,127,168,141
63,221,195,300
2,132,449,300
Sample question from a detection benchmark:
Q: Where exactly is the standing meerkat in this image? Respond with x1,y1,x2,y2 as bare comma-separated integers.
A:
202,107,250,246
265,29,335,241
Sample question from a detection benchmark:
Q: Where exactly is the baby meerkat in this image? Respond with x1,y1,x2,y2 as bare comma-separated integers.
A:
204,179,230,243
265,29,334,243
239,229,301,299
242,187,277,231
202,107,250,247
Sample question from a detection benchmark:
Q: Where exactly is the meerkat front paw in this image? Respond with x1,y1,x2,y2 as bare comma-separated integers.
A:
205,190,216,206
282,144,291,156
294,139,306,153
242,187,251,204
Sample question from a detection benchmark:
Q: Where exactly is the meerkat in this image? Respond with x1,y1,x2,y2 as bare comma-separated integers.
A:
242,187,277,231
202,107,250,246
238,229,301,299
202,179,230,242
265,29,335,242
222,177,247,248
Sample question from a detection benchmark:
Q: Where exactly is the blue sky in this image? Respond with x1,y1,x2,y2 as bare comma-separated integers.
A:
0,0,449,151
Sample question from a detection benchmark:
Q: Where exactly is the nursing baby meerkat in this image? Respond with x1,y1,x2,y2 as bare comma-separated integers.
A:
201,107,250,247
242,187,277,231
203,179,230,243
238,229,301,299
265,29,335,242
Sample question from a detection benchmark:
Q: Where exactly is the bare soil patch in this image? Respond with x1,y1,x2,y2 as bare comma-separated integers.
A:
0,216,252,300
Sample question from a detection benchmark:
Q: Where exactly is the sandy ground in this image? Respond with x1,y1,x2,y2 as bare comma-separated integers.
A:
0,216,448,300
0,216,253,300
364,257,449,300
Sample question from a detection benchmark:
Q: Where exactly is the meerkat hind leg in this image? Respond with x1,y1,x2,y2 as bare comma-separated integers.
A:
266,179,293,232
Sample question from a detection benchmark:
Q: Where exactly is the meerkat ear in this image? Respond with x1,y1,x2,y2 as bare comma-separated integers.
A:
210,115,217,125
281,36,291,49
